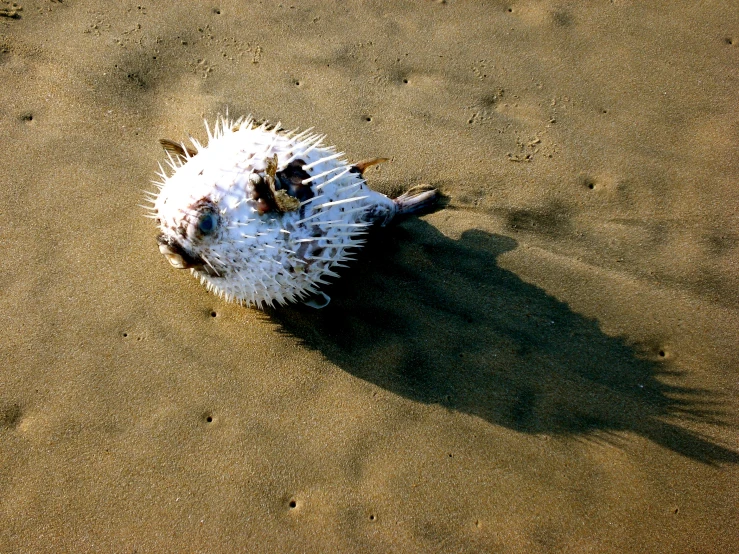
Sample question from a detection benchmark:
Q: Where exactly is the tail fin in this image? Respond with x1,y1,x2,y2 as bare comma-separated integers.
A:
393,184,439,216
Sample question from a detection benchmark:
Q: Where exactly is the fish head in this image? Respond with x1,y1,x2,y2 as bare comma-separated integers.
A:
155,191,225,276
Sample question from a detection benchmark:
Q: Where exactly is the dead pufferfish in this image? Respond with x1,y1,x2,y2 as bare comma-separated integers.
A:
146,115,438,309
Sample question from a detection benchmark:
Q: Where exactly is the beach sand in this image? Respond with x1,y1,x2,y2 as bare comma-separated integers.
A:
0,0,737,551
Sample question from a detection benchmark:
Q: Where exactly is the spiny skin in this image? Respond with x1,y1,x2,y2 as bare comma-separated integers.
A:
147,115,421,308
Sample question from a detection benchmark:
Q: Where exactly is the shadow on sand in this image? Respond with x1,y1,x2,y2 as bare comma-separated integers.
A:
268,218,738,465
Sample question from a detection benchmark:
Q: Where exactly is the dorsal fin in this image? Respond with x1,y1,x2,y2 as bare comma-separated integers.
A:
159,139,198,162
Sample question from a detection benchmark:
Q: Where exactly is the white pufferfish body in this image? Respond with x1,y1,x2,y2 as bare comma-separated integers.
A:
148,115,437,308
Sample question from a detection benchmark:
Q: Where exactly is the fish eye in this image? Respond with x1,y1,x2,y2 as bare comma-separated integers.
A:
197,212,218,235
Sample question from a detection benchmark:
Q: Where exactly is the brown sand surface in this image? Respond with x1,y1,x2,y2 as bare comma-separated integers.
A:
1,0,737,552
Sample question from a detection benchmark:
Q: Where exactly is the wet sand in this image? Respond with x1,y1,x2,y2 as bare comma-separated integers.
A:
0,1,737,552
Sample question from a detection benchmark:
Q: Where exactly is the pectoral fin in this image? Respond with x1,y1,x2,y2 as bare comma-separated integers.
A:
351,157,389,175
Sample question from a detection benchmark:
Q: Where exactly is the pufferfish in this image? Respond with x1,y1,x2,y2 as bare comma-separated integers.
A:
146,115,438,308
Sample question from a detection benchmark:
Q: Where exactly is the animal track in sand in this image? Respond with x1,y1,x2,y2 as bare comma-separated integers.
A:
466,89,505,124
0,2,22,19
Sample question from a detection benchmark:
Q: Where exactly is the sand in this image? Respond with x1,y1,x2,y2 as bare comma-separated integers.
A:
0,0,737,552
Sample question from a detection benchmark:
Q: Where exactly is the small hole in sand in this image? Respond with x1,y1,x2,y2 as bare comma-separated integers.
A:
365,116,372,122
210,311,217,318
213,8,221,14
369,514,376,521
448,452,453,458
507,8,513,12
402,78,408,84
658,350,666,358
580,175,597,190
20,113,33,122
724,37,734,45
289,500,297,508
206,416,213,423
122,332,128,338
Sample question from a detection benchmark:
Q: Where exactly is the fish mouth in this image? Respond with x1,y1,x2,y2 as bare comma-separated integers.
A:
157,234,206,271
159,243,191,269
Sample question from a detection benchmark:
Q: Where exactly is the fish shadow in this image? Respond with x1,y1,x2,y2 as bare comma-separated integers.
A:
268,219,738,465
